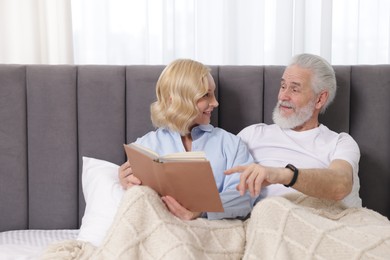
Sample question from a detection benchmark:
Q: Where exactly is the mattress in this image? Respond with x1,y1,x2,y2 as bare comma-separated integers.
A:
0,229,79,260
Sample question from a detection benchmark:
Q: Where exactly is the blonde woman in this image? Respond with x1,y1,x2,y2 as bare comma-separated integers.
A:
118,59,254,220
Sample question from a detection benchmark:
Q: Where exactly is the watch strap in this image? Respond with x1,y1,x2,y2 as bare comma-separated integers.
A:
284,164,299,187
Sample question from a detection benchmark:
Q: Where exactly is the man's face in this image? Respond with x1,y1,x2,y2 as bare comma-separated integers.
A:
272,65,317,130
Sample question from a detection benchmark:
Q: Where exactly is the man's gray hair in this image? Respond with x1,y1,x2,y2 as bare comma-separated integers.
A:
289,53,337,113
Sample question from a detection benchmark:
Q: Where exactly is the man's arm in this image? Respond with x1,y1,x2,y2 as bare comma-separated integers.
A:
225,159,353,201
289,159,353,201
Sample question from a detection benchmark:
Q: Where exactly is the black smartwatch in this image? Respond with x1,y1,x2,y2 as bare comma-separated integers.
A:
284,164,299,187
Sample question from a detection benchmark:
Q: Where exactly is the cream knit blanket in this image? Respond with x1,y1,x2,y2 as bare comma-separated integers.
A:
42,186,390,260
244,193,390,259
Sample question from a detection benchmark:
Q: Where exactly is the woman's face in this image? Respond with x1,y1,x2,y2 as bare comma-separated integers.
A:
193,73,219,126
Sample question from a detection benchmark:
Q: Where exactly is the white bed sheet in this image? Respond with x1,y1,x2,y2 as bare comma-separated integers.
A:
0,229,79,260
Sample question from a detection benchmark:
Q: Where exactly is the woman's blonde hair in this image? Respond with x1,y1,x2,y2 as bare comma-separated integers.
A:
150,59,211,135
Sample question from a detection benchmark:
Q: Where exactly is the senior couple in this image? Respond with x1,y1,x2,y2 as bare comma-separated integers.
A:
118,53,361,221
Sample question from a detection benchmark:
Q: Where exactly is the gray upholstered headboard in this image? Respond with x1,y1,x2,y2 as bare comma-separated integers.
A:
0,64,389,232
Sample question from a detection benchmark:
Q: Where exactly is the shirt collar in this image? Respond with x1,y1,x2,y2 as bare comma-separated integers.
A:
164,124,213,138
195,124,213,132
191,124,213,140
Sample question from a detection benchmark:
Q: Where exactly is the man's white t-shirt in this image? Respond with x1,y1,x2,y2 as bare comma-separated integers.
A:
238,123,362,208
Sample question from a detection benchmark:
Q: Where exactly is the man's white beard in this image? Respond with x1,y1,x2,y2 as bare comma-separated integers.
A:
272,100,315,129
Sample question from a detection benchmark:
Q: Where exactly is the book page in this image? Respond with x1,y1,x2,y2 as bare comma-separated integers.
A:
129,143,159,160
160,151,207,162
129,143,207,162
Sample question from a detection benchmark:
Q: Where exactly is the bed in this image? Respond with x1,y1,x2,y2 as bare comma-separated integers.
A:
1,64,390,259
0,230,78,259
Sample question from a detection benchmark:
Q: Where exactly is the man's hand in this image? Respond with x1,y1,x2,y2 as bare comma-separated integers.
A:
225,163,272,197
226,160,354,202
162,195,202,220
118,161,141,189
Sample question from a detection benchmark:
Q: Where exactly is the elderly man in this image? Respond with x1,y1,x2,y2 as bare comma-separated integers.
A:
226,53,361,208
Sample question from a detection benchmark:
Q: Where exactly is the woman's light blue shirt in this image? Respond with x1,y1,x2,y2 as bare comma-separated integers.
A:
134,124,254,220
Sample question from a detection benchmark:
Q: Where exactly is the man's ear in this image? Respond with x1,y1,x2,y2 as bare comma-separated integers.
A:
315,91,329,110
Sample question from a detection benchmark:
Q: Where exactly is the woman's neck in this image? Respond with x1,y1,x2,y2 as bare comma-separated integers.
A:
181,134,192,151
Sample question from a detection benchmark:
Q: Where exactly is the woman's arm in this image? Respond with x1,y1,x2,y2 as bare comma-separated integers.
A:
207,139,254,220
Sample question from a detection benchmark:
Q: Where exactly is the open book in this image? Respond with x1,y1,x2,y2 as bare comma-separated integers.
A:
123,143,224,212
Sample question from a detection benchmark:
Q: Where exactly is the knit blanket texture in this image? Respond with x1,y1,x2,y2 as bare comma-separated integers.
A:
41,186,390,259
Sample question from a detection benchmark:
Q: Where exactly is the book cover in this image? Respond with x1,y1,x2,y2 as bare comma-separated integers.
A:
123,143,224,212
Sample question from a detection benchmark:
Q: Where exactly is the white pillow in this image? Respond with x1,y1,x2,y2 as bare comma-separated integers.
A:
77,157,125,247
